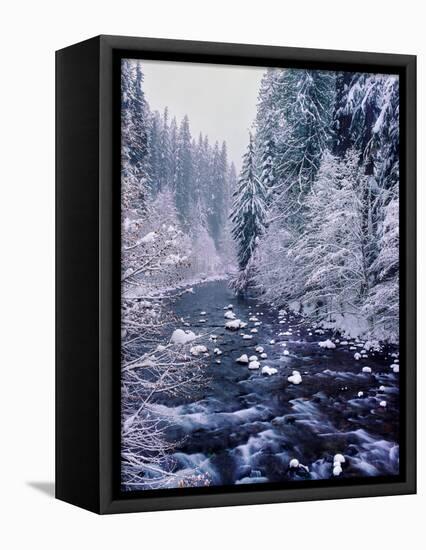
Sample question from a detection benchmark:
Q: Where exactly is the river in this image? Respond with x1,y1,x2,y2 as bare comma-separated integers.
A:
151,279,400,486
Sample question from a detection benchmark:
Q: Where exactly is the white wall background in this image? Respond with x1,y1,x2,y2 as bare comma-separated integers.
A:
0,1,423,548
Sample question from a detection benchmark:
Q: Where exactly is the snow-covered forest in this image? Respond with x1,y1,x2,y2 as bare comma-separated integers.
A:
233,68,399,343
120,59,400,492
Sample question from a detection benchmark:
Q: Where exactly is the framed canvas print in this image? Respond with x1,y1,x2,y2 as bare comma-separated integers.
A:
56,35,416,514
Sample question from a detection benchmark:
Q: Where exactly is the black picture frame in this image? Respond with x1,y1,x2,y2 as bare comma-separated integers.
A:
56,34,416,514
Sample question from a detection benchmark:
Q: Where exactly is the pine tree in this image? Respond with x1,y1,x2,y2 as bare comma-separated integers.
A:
255,69,278,201
231,133,268,276
175,115,193,227
273,68,336,228
158,107,171,193
148,110,162,195
121,59,151,212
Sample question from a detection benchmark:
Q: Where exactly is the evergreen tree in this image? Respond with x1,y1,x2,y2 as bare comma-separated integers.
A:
175,115,193,226
231,133,268,275
158,107,171,193
273,68,336,228
255,69,278,201
121,59,151,212
168,116,178,192
148,110,162,194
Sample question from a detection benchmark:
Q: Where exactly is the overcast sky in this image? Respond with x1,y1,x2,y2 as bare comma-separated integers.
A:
138,59,265,171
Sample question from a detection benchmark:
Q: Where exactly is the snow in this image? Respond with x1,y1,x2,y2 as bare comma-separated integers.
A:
225,319,242,330
236,354,249,364
392,364,399,373
224,310,236,320
250,328,258,334
354,352,362,360
249,355,258,362
269,339,275,344
357,391,364,397
260,353,268,359
379,400,387,407
379,385,386,392
255,346,264,353
200,311,207,316
214,348,222,356
248,360,261,370
288,370,302,384
289,458,299,468
333,464,343,476
283,350,290,356
262,366,278,376
190,345,208,356
170,329,197,345
140,231,157,244
242,335,253,340
156,344,166,352
362,366,372,374
318,339,336,349
334,453,346,464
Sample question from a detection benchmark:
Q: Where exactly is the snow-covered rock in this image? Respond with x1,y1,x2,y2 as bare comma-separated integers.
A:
392,364,399,373
250,328,258,334
379,400,387,407
262,366,278,376
225,319,242,330
362,366,372,373
333,453,346,464
248,360,260,370
333,464,343,476
269,339,275,344
354,352,362,360
255,346,264,353
283,350,290,356
249,316,259,322
170,329,197,345
215,359,221,364
379,385,385,392
249,355,258,362
288,370,302,385
200,311,207,316
289,458,299,469
190,345,208,356
260,353,267,359
357,391,364,397
214,348,222,356
242,335,253,340
319,339,336,349
224,310,236,320
240,322,248,329
236,354,249,364
223,304,233,310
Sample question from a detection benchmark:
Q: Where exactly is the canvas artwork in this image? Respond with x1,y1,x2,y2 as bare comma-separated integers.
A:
120,58,400,493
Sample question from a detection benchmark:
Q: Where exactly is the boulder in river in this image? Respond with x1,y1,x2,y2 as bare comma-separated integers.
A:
224,310,236,320
236,354,249,364
190,345,208,356
288,370,302,384
225,319,242,330
262,366,278,376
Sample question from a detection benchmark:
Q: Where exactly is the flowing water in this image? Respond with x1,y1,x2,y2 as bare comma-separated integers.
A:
152,279,400,486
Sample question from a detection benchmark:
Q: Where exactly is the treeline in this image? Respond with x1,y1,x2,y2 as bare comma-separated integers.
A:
121,59,236,253
232,68,399,342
